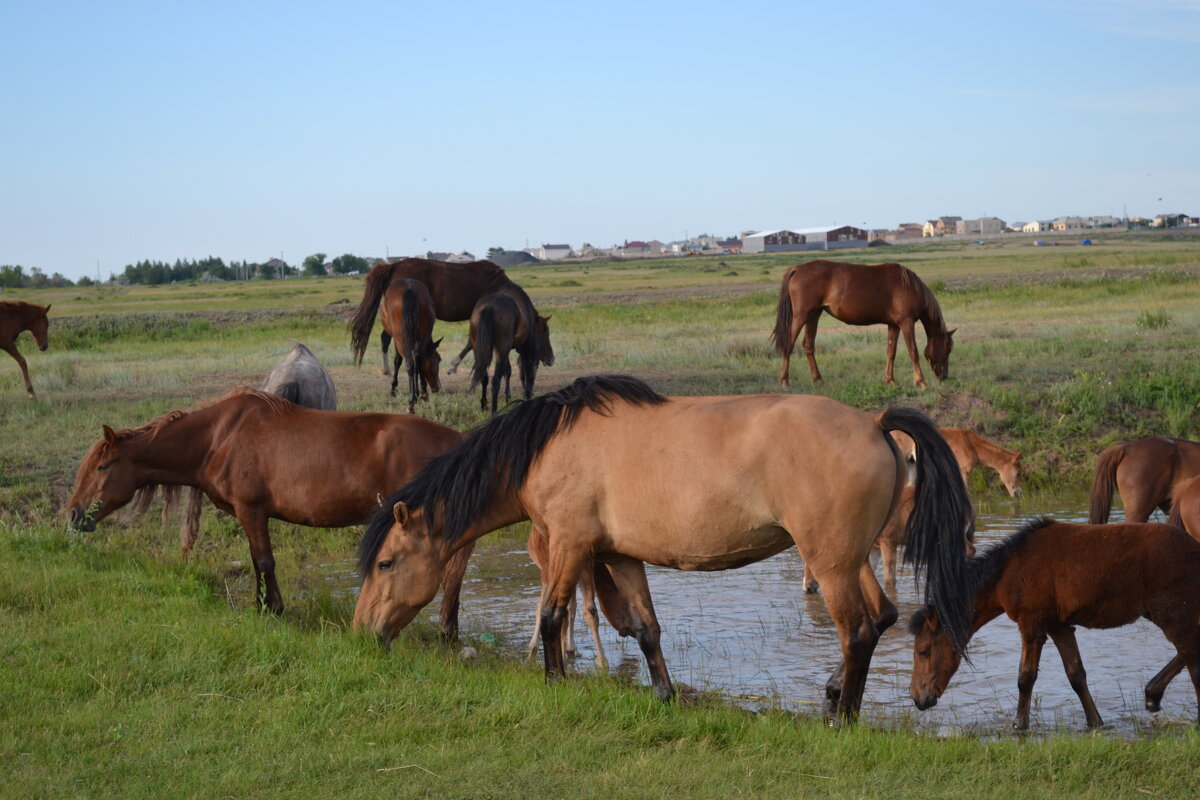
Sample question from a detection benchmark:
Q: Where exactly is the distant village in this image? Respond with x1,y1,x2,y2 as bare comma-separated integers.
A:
432,212,1199,266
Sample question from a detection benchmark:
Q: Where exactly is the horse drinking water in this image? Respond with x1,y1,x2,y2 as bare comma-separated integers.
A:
354,374,974,720
1,301,50,398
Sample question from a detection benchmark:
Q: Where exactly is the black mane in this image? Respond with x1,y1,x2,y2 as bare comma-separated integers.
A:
356,375,667,576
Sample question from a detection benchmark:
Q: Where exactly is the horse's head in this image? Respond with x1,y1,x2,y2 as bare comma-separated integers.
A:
908,606,964,710
1000,453,1023,498
67,425,138,531
924,327,955,380
536,314,554,367
353,501,445,644
423,337,443,393
29,303,50,351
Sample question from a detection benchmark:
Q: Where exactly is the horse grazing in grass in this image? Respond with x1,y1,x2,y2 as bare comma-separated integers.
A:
772,260,954,389
1,300,50,398
66,389,471,630
1089,436,1200,523
469,293,554,415
893,428,1022,497
350,257,543,376
353,375,974,720
909,518,1200,730
261,341,337,410
378,279,442,413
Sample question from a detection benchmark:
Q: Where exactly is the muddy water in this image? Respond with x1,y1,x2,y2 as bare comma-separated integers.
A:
312,491,1196,735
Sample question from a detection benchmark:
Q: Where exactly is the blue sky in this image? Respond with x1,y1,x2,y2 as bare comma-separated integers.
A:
2,0,1197,280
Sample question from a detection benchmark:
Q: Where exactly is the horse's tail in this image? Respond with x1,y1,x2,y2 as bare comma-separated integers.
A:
401,287,421,360
180,487,204,560
272,380,301,405
772,267,795,356
878,407,974,658
349,262,394,365
471,306,496,390
1088,445,1125,524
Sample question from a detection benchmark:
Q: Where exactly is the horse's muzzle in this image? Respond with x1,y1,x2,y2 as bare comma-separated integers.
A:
39,342,48,352
67,507,96,532
912,692,939,711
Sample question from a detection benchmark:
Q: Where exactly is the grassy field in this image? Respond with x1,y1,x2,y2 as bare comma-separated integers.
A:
3,230,1200,796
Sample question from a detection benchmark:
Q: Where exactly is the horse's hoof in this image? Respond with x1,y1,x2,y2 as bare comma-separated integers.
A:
916,380,928,390
1145,695,1163,712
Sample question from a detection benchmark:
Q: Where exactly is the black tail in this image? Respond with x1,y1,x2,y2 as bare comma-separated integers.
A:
772,267,795,356
349,262,394,365
879,407,974,658
272,381,301,404
401,288,421,362
471,306,495,390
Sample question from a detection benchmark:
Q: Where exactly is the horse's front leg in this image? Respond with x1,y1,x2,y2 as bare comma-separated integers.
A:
437,539,475,639
900,322,928,389
3,344,34,398
1014,628,1048,730
1049,626,1104,728
234,508,283,614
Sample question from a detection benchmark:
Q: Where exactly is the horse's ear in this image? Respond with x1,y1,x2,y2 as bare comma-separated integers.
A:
432,337,443,348
392,501,410,526
947,328,957,337
542,314,552,322
43,303,51,313
102,425,117,444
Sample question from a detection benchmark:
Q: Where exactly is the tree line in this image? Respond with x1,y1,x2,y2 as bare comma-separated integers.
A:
1,253,375,288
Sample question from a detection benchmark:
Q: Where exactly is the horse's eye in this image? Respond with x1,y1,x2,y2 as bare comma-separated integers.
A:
97,464,110,472
378,559,394,571
917,649,930,658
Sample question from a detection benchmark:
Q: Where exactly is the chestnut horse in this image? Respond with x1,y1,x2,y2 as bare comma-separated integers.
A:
66,388,471,630
354,375,974,720
1167,475,1200,539
894,428,1022,497
909,518,1200,729
1089,436,1200,523
1,300,50,398
772,260,954,389
469,293,554,415
379,279,442,413
350,257,543,375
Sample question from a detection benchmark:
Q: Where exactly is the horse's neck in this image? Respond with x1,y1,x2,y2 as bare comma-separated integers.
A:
126,412,216,484
968,434,1016,469
969,583,1005,634
446,494,529,556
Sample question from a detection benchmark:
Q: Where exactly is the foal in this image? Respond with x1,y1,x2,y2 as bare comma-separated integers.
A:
469,293,553,415
380,279,442,413
910,517,1200,729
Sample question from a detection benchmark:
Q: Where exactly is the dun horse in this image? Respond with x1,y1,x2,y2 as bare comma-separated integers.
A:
67,389,471,631
261,341,337,410
1089,436,1200,523
379,279,442,413
1,300,50,398
772,260,954,389
354,375,974,720
909,518,1200,729
469,293,553,414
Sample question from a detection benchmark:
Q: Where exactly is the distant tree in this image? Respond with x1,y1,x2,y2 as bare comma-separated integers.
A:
0,265,26,288
303,253,327,277
259,262,276,280
331,254,370,274
77,275,96,287
487,247,506,260
28,267,49,288
49,272,71,288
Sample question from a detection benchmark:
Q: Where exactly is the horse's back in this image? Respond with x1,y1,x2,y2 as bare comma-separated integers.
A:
786,260,919,323
387,258,512,320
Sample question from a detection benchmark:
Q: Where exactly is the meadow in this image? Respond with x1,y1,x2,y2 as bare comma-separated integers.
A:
3,230,1200,797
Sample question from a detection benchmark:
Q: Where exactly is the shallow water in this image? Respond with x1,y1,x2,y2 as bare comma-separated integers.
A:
312,491,1197,736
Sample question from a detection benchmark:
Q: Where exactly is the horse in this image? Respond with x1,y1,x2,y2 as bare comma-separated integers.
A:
261,341,337,410
379,279,442,413
1167,475,1200,539
353,374,974,720
893,428,1021,497
772,260,954,389
1,300,50,398
66,388,472,632
1089,437,1200,524
909,517,1200,730
469,293,553,415
349,257,543,376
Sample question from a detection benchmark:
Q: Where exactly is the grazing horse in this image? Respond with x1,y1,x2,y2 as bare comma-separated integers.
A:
894,428,1022,497
909,518,1200,729
1089,436,1200,523
772,260,954,389
354,375,974,720
379,279,442,413
261,341,337,410
1,300,50,398
66,388,471,631
469,293,554,415
350,257,543,375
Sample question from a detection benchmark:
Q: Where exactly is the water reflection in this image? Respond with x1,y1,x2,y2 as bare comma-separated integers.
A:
313,491,1195,735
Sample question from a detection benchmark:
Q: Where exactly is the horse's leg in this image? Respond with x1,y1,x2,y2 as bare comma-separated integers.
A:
884,324,899,384
446,341,472,375
234,509,283,614
822,561,897,714
900,321,928,389
379,331,392,376
563,591,578,658
579,562,608,671
389,350,402,398
406,355,419,414
490,361,503,415
1144,654,1185,712
535,541,591,682
1048,626,1104,728
801,310,824,385
437,540,474,639
3,343,34,398
803,562,820,593
603,555,674,701
881,539,898,595
1013,627,1048,730
502,356,513,404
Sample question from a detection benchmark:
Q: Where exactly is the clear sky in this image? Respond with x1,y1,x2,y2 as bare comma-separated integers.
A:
3,0,1197,280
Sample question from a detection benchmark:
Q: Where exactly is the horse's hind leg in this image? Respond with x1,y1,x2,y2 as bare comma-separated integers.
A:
823,561,897,715
800,310,824,385
446,341,472,375
603,555,674,701
817,565,883,720
379,331,392,376
1049,626,1104,728
490,362,503,415
803,562,820,593
389,350,402,398
406,357,419,414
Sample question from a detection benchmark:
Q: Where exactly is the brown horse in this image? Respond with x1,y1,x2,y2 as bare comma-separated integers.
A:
354,375,974,720
469,293,554,414
379,279,442,413
1167,475,1200,538
1,300,50,398
1089,436,1200,523
772,260,954,389
894,428,1022,497
350,257,544,375
909,518,1200,729
66,388,471,629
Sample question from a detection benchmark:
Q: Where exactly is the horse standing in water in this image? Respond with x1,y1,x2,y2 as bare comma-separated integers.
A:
892,428,1022,497
261,341,337,410
909,518,1200,729
378,279,442,413
772,260,954,389
66,389,472,632
1089,436,1200,523
469,293,554,415
1,301,50,398
354,375,974,720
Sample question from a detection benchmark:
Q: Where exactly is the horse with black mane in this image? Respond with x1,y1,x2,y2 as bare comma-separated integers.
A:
1,300,50,398
910,517,1200,729
772,260,954,389
353,374,974,720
